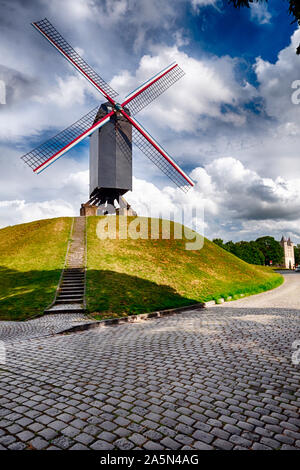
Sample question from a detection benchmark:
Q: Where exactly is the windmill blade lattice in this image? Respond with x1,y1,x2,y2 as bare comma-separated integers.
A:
33,18,118,101
21,107,112,173
122,63,185,116
111,119,192,192
132,127,190,193
118,113,192,192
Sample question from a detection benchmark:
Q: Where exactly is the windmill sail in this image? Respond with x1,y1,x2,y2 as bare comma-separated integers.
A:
21,107,113,174
120,111,194,192
22,18,194,193
122,62,185,116
32,18,118,102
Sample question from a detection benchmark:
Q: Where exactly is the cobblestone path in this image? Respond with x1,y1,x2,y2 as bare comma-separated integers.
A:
0,298,299,450
0,314,95,343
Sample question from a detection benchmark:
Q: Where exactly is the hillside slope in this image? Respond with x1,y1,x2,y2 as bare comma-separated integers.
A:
0,216,282,321
86,216,283,319
0,217,72,320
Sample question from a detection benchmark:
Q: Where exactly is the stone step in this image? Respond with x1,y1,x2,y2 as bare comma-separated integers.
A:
64,268,84,270
64,270,84,273
60,291,84,295
63,273,84,276
61,279,84,286
56,298,84,304
63,273,84,278
67,266,84,269
60,282,84,289
64,263,85,274
63,273,84,275
59,285,84,292
60,282,84,290
58,298,84,302
62,276,84,279
61,281,84,284
66,270,82,272
61,281,84,285
45,216,86,314
58,291,83,298
64,273,84,276
58,293,83,298
45,304,85,314
64,269,84,272
60,288,83,292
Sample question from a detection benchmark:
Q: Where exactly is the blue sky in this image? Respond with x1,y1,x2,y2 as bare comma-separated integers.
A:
1,0,300,243
187,1,296,64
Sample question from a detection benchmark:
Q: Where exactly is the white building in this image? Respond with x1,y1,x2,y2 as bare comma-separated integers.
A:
280,236,295,269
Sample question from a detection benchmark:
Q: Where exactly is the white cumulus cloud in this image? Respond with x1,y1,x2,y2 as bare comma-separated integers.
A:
110,45,253,133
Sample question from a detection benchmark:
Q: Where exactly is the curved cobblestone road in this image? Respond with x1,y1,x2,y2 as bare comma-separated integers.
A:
0,273,299,450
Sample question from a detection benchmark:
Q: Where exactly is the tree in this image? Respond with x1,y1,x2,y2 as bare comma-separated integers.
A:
255,236,284,265
234,241,265,265
212,238,265,264
212,238,224,248
213,238,237,254
212,238,235,253
224,240,237,254
228,0,300,54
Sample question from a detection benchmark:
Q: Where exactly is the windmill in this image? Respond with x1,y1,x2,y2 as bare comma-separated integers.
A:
21,19,194,215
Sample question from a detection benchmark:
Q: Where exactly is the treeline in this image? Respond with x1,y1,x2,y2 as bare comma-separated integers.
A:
213,236,284,266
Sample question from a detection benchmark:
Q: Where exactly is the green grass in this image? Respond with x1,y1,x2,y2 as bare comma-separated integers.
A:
0,215,283,321
86,216,283,320
0,217,72,320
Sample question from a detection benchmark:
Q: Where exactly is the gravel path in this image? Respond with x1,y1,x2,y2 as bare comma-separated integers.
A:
0,273,299,450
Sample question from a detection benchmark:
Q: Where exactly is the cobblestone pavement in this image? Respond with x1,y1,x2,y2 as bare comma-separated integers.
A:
0,303,299,450
0,314,95,343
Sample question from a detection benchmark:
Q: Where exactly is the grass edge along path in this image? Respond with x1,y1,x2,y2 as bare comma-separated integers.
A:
86,216,283,321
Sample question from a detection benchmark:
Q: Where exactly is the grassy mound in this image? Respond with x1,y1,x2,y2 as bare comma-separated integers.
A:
86,216,283,320
0,217,72,320
0,215,283,321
